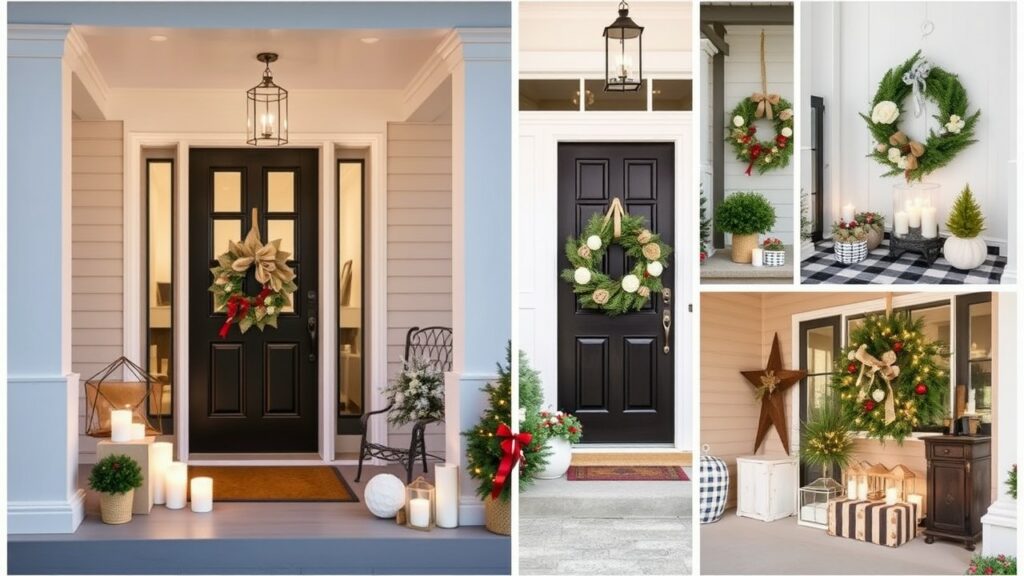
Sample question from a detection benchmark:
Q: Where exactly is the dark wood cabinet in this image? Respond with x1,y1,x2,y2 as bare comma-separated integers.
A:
923,436,991,550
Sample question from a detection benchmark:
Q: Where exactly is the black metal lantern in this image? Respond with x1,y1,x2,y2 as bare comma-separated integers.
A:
247,52,288,146
604,1,644,92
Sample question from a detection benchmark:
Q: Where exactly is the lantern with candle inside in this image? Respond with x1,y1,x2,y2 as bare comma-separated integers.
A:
886,464,916,501
844,461,866,500
84,356,163,440
865,462,891,501
798,477,843,529
404,476,435,531
890,181,943,265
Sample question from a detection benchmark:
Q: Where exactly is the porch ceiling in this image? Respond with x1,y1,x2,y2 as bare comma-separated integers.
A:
76,26,449,90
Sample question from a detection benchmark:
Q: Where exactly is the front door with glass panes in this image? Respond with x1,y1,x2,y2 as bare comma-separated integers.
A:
188,148,318,453
798,315,841,486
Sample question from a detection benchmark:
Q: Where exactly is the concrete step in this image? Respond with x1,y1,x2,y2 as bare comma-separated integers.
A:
520,474,691,519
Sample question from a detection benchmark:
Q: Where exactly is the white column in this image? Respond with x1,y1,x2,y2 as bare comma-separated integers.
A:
7,25,84,534
981,292,1017,555
443,28,511,526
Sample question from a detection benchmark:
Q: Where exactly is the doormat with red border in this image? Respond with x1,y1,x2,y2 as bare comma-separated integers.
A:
566,466,689,481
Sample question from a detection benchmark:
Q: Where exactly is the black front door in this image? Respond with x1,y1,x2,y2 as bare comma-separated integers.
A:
557,143,675,444
189,148,319,453
798,315,841,485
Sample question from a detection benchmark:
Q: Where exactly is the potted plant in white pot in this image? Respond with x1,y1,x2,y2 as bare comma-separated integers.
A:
714,192,777,263
89,453,144,525
855,212,885,251
832,219,869,264
535,409,583,479
943,184,988,270
761,237,785,266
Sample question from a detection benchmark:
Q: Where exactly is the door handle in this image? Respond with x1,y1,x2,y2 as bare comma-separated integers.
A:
307,316,317,362
662,308,672,355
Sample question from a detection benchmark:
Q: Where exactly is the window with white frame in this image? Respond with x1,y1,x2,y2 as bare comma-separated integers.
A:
519,79,692,112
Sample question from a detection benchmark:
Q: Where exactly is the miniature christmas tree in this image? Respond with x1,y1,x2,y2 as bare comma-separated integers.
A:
464,346,548,502
946,184,986,238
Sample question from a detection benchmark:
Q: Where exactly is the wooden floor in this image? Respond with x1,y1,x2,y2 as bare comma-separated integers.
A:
8,464,510,575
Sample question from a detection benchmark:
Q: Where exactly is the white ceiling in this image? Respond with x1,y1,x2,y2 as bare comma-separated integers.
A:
77,26,449,90
519,1,691,52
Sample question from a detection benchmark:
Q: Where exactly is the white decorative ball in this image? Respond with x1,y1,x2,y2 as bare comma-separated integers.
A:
621,274,641,293
781,127,793,138
573,267,592,285
733,115,745,127
586,235,603,251
364,474,406,519
646,261,664,278
871,388,886,403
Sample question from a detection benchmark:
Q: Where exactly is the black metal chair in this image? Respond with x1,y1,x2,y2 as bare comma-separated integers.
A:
355,326,452,483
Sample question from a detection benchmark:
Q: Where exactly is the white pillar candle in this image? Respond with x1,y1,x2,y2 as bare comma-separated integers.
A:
857,478,869,501
751,248,764,267
921,207,938,238
908,206,922,228
894,211,910,235
907,493,923,518
409,497,431,528
847,479,858,500
151,442,173,505
110,409,132,442
129,423,146,441
165,462,188,510
841,203,856,223
434,463,459,528
190,477,213,513
885,487,899,506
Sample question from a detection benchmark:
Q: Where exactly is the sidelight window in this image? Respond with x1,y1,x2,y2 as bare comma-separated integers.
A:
146,158,174,429
337,160,365,427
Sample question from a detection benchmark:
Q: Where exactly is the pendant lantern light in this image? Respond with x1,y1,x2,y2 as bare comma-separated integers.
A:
247,52,288,146
604,1,644,92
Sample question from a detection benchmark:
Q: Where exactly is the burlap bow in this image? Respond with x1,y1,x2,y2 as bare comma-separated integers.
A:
230,209,296,291
753,30,779,119
601,197,626,238
889,131,926,171
849,344,900,424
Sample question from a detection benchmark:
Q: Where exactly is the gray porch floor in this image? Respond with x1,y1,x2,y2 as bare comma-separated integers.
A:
8,464,510,575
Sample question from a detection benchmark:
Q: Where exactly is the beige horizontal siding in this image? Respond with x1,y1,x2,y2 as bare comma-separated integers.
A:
71,120,124,465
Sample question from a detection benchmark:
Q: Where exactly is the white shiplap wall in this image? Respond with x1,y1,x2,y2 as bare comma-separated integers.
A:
72,120,125,464
386,122,453,454
722,25,795,245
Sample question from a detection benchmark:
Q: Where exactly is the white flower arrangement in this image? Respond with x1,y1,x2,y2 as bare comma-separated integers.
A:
887,147,903,164
871,100,900,125
944,114,965,134
382,355,445,426
733,115,745,127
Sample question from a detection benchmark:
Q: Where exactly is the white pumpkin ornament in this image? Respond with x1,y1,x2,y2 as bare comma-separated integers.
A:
573,267,593,285
621,274,641,293
646,261,664,278
871,388,886,403
586,235,603,251
943,236,987,271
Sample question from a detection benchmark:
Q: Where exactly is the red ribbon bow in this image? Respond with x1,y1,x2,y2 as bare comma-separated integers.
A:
219,294,250,338
490,423,532,500
745,143,764,176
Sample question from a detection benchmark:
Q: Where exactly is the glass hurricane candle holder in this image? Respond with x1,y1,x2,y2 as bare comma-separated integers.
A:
405,476,436,531
892,182,940,240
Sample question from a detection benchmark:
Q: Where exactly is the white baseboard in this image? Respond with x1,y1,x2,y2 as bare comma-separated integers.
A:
459,496,485,526
8,489,86,534
981,499,1018,556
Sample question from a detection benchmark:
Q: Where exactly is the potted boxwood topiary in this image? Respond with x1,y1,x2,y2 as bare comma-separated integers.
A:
535,409,583,479
89,454,143,524
943,184,987,270
715,192,777,263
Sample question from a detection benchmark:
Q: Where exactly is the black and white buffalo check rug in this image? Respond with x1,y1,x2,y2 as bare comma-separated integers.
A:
802,240,1006,284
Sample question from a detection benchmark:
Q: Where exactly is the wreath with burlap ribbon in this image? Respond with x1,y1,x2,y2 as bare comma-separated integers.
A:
726,30,794,175
561,198,673,316
210,209,297,338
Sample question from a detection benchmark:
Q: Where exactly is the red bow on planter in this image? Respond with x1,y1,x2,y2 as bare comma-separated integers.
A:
219,294,250,339
490,423,532,500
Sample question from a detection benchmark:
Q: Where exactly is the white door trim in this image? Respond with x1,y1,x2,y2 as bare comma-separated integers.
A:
124,131,386,463
518,112,694,452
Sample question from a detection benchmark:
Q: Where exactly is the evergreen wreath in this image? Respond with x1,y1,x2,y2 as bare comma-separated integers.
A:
209,210,297,338
861,51,980,181
833,312,948,443
727,96,795,175
562,199,673,316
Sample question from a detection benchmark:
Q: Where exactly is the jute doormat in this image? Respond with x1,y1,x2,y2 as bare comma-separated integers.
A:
566,466,689,482
570,452,692,467
186,466,358,502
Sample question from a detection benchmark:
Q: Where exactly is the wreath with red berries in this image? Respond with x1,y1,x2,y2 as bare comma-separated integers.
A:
727,96,794,175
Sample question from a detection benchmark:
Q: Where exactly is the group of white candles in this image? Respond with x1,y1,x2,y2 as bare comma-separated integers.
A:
845,477,924,517
110,409,212,513
893,197,938,238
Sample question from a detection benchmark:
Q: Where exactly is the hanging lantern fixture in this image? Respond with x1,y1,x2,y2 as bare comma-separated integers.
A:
604,1,644,92
247,52,288,146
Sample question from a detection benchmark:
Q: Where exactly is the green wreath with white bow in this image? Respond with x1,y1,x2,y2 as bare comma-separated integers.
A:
561,199,673,316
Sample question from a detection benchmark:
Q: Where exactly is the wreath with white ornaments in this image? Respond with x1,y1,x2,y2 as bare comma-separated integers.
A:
862,51,980,182
561,198,672,316
209,210,298,338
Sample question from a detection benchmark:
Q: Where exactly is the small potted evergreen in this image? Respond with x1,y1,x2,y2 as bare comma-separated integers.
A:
714,192,777,263
832,219,868,264
535,409,583,479
762,237,785,266
855,212,886,251
89,454,143,524
943,185,988,270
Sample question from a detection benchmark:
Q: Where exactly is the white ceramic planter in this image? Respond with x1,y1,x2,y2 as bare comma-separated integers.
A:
536,437,572,479
834,240,868,265
764,250,785,267
943,235,988,270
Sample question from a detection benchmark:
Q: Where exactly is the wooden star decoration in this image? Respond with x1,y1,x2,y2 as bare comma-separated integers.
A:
741,333,807,455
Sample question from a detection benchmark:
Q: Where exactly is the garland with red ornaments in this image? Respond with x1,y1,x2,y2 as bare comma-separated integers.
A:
832,312,948,443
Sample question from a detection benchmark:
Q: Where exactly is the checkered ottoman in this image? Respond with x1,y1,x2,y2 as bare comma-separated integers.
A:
699,455,729,524
827,499,917,547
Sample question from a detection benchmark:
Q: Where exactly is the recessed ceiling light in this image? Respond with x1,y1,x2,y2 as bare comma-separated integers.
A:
150,34,168,42
360,37,380,44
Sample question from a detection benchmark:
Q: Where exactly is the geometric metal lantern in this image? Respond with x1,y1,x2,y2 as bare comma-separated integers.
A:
246,52,289,146
84,356,163,437
404,476,436,531
603,1,644,92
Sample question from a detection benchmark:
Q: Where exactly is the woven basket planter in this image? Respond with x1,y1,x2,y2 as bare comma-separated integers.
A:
834,240,868,265
730,234,758,263
484,497,511,535
100,490,134,525
763,250,786,267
